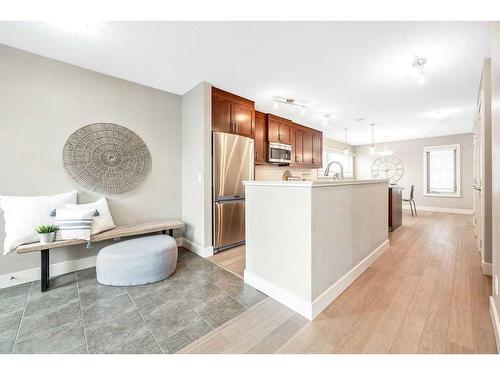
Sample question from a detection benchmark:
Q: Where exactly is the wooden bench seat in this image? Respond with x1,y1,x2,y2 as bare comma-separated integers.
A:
15,219,184,292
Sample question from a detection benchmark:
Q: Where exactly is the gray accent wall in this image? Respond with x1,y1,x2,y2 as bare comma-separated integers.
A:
354,133,473,210
0,44,182,275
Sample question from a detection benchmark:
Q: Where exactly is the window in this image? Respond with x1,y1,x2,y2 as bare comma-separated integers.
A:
318,147,354,179
423,144,460,197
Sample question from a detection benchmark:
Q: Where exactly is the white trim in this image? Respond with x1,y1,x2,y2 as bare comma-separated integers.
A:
0,255,97,289
244,239,390,321
489,297,500,353
481,260,493,276
403,205,473,215
181,237,214,258
423,143,461,198
311,239,390,319
244,269,312,320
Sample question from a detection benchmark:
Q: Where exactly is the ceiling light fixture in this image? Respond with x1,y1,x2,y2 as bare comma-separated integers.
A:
322,113,333,129
377,142,394,156
370,123,376,155
412,55,427,85
273,96,308,114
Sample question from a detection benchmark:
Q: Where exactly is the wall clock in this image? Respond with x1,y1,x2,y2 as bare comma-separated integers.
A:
371,155,404,184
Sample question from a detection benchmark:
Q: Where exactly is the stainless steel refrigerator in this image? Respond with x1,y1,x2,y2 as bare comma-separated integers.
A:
212,132,254,253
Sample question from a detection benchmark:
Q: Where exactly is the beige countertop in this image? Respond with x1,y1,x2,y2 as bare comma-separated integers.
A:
243,179,389,188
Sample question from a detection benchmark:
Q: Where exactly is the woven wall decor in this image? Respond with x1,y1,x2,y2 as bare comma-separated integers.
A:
63,123,152,194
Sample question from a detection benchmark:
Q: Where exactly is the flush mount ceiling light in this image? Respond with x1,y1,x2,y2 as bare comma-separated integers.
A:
412,55,428,85
273,96,308,114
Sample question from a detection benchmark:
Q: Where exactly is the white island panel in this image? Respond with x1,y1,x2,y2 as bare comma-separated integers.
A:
244,179,389,320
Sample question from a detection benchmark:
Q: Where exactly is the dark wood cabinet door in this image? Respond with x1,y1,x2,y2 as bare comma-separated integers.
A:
279,122,291,144
293,128,303,164
267,117,280,143
302,131,313,165
312,132,322,167
254,111,267,163
233,103,254,138
212,94,232,133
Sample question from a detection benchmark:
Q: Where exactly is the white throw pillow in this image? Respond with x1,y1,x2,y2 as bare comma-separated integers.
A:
65,197,116,235
55,208,96,241
0,190,77,255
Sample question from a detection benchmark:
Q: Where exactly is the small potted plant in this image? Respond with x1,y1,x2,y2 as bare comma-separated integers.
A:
36,225,59,244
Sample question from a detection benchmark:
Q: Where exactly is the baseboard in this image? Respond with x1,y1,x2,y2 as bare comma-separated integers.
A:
244,269,312,320
311,239,390,319
0,255,97,289
489,297,500,353
181,237,214,258
482,260,493,276
1,236,185,290
244,239,390,321
404,205,473,215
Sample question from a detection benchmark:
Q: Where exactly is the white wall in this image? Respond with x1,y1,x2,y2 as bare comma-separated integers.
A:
181,82,213,253
0,44,182,276
354,133,473,211
490,21,500,350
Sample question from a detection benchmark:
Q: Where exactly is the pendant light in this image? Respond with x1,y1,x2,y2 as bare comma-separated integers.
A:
370,123,376,155
344,128,349,156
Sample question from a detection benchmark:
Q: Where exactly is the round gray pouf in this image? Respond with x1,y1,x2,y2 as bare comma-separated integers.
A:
96,235,177,286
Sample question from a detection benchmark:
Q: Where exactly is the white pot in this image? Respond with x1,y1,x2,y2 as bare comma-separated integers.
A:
39,232,56,244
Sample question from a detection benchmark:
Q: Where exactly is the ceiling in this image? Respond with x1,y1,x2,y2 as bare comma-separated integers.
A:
0,21,490,145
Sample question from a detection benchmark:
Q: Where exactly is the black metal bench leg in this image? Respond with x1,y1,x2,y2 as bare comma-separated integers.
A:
41,249,50,292
161,229,174,236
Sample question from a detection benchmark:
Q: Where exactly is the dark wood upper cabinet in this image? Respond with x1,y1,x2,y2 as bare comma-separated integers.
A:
267,114,292,144
212,94,232,134
254,111,267,164
292,124,322,167
212,87,255,138
302,130,313,165
292,125,303,164
211,87,322,166
312,131,323,168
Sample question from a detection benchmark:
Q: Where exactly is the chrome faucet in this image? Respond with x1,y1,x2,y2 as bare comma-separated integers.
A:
324,161,344,180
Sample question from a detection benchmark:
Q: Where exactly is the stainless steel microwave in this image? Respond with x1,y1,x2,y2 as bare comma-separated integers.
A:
268,142,292,164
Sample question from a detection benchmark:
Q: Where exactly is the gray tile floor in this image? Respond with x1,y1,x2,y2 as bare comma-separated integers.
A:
0,247,267,354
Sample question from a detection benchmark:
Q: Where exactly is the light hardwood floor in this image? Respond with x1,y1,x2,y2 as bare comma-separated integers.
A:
208,245,245,278
185,211,497,354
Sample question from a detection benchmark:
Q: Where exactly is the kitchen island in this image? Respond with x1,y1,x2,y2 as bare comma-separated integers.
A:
243,179,389,320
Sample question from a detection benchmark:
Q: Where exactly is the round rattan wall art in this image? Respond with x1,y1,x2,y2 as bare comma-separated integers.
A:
63,123,152,194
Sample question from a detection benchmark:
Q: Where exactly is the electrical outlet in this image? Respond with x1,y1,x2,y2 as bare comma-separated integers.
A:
495,275,499,296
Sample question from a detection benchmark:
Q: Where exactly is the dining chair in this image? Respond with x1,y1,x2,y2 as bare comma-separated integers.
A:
403,185,417,217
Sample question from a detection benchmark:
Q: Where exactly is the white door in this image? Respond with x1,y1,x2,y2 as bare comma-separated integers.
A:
473,93,484,256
